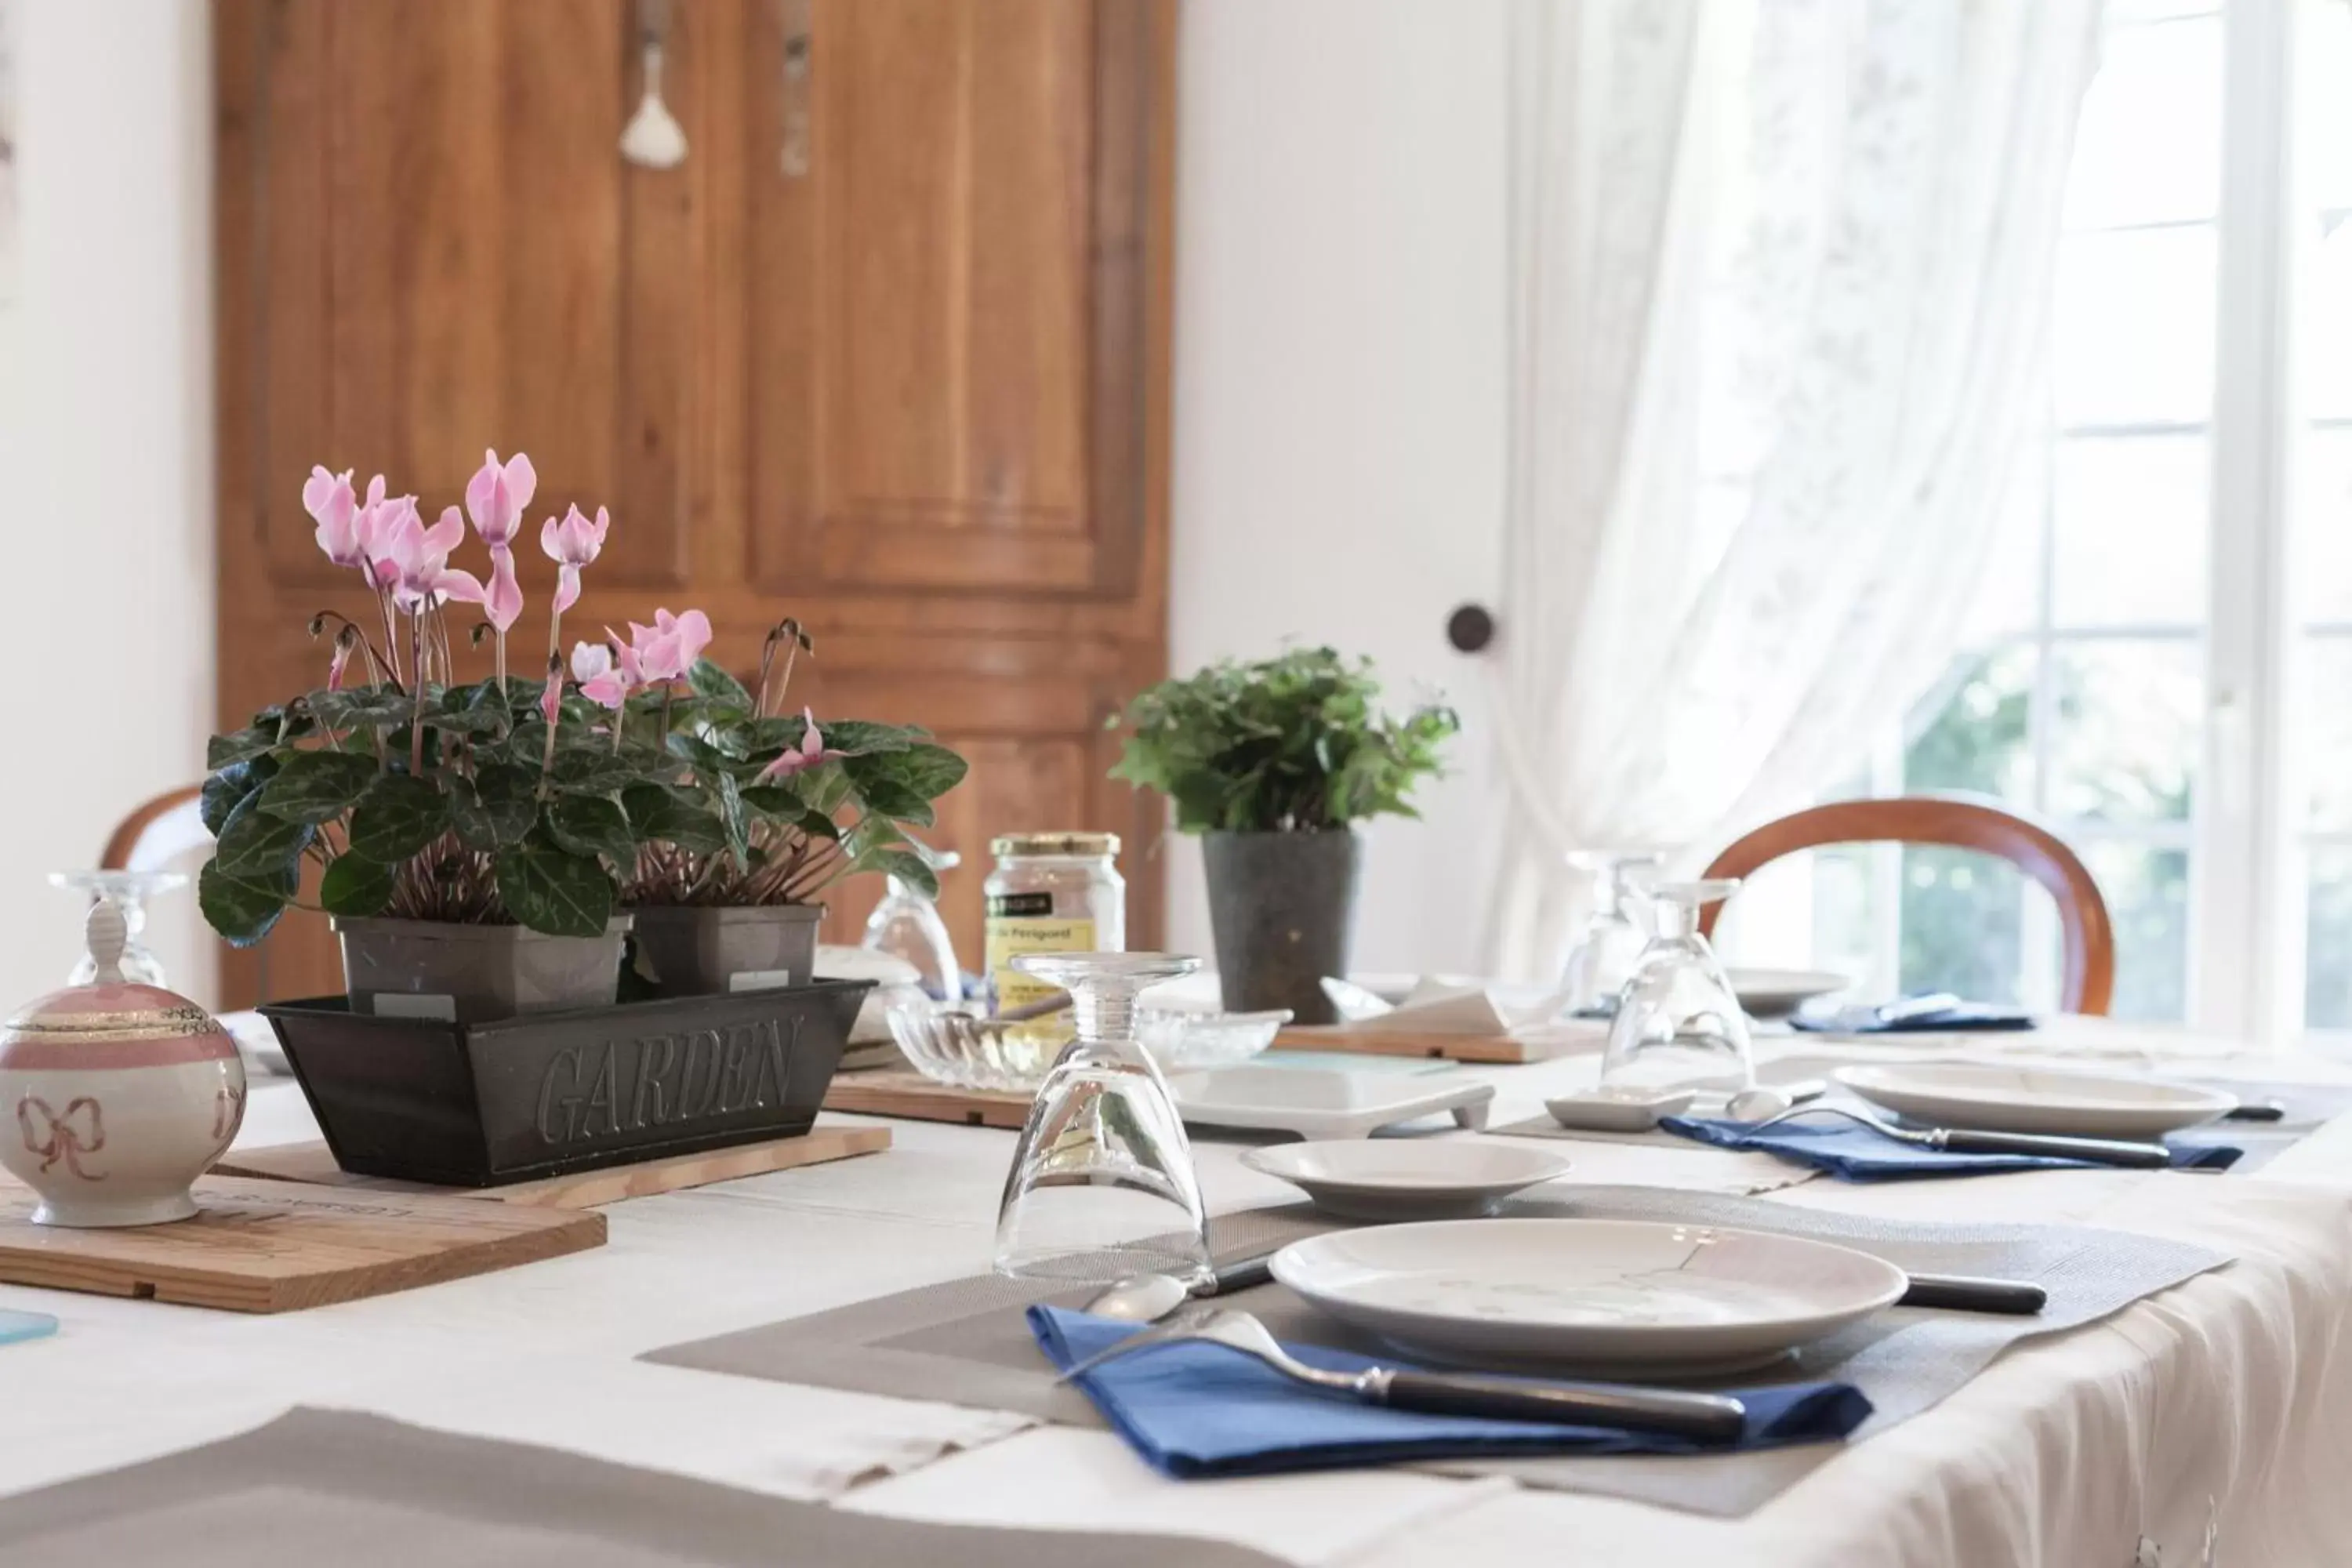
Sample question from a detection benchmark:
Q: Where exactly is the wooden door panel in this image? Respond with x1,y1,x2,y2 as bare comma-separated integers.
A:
247,0,695,593
749,0,1150,597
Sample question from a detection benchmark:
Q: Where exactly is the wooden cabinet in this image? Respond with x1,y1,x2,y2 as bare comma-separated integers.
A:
213,0,1173,1006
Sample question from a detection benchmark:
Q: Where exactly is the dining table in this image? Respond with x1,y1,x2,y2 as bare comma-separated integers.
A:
4,1011,2352,1566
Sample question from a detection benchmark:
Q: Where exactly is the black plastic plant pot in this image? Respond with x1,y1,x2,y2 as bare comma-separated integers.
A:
630,904,825,996
258,980,873,1186
331,914,632,1023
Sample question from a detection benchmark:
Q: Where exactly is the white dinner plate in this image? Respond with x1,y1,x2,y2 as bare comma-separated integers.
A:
1833,1062,2236,1138
1241,1139,1573,1221
1167,1067,1494,1138
1729,967,1851,1019
1272,1218,1907,1374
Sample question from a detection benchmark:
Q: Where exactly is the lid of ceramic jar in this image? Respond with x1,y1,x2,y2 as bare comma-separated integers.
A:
0,902,233,1071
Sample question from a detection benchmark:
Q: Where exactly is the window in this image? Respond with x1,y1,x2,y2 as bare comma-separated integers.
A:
1717,0,2352,1046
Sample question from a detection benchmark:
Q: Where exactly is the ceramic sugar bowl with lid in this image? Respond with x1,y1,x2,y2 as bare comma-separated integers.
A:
0,901,245,1226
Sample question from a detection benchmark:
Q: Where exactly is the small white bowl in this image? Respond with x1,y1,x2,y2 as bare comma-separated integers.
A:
1242,1138,1573,1221
1544,1085,1697,1133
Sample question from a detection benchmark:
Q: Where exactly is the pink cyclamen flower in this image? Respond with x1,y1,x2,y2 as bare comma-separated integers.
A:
374,503,486,612
481,546,524,634
756,709,845,782
569,637,641,710
540,504,611,615
303,466,362,567
539,662,564,727
463,449,536,550
626,608,714,684
325,633,355,691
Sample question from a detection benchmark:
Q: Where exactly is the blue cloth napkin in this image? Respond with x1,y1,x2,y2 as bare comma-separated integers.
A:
1659,1114,2241,1179
0,1310,56,1347
1027,1305,1871,1479
1791,1000,2035,1033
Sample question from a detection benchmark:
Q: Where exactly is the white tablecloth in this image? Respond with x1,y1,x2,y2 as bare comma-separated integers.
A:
6,1018,2352,1566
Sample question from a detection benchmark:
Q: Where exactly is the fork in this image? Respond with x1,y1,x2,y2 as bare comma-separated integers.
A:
1744,1102,2176,1168
1051,1308,1750,1443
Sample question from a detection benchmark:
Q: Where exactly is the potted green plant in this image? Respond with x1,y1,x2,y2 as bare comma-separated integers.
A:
590,618,970,994
199,452,680,1020
1108,648,1457,1022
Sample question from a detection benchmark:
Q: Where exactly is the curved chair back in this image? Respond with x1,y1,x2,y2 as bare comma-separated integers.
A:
1696,795,2115,1015
100,786,209,873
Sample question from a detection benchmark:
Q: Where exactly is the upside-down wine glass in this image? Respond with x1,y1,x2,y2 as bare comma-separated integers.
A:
993,952,1213,1288
1555,850,1665,1019
1599,879,1755,1092
861,849,964,1004
49,870,189,987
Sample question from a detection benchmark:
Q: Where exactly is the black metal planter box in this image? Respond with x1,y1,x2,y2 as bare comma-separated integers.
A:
259,980,874,1187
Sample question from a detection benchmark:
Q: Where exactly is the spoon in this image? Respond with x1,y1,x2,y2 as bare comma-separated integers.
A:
1720,1077,1828,1122
1084,1253,1279,1323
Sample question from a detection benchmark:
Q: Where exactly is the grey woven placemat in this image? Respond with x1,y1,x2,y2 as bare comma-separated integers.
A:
1491,1062,2352,1176
0,1408,1287,1568
644,1188,2229,1517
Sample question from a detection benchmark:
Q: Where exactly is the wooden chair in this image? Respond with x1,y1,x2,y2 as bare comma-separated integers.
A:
100,785,208,873
1695,794,2116,1016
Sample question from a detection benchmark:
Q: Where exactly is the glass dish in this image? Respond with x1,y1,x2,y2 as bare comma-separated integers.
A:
1134,1005,1294,1072
49,869,189,987
886,997,1076,1092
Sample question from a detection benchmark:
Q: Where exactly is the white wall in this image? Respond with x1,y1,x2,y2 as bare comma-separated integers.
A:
1166,0,1509,975
0,0,215,1006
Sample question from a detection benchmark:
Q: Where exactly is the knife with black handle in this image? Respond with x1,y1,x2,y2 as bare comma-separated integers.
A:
1367,1367,1750,1442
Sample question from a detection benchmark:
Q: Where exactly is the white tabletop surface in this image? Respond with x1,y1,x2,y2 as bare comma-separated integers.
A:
8,1015,2352,1566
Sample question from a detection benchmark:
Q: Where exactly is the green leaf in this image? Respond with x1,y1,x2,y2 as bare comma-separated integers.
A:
198,859,289,946
665,730,746,777
447,762,539,851
495,836,615,938
789,718,916,758
851,775,935,828
346,774,449,862
212,793,314,885
318,854,396,916
546,795,639,868
621,784,728,853
254,748,380,825
687,657,754,711
307,686,416,731
716,771,750,868
738,783,804,818
205,727,278,770
547,746,641,797
858,847,937,898
200,755,279,837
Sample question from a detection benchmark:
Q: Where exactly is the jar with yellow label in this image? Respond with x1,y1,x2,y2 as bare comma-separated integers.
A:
983,833,1124,1013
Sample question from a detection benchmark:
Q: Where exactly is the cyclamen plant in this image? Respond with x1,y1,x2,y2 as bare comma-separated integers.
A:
198,452,967,946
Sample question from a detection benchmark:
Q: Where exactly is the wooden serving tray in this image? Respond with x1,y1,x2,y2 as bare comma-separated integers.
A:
0,1178,604,1312
822,1069,1030,1129
212,1123,891,1209
1272,1023,1605,1065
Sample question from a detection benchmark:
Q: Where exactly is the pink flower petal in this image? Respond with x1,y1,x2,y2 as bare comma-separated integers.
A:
483,546,524,633
552,563,582,616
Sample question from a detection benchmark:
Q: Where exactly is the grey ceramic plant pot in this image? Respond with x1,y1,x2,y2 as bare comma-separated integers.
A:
1201,828,1363,1025
629,904,826,996
332,914,633,1023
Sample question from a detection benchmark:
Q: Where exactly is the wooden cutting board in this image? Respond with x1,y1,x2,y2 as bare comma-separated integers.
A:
0,1178,604,1312
1271,1024,1604,1065
212,1123,892,1209
822,1069,1031,1129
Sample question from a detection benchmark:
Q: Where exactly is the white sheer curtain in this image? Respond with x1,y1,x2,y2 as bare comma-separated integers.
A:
1483,0,2104,978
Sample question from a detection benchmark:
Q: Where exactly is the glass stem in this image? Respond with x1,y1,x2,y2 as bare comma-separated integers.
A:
1069,984,1139,1051
1652,898,1700,942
